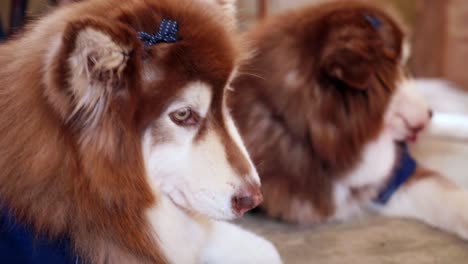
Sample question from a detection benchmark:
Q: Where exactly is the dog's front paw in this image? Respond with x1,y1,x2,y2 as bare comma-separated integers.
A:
201,221,282,264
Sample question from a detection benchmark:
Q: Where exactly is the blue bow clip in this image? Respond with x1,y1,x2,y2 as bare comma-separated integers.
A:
364,14,383,30
138,19,179,46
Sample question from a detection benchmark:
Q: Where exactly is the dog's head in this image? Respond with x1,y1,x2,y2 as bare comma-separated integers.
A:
232,2,432,167
43,0,260,220
302,2,432,162
318,3,432,145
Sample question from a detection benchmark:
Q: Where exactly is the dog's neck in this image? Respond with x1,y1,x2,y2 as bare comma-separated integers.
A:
375,143,417,204
342,131,398,188
333,131,399,219
147,194,212,264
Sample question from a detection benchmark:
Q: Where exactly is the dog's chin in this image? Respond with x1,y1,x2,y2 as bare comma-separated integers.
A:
190,206,238,221
209,211,238,221
182,205,238,221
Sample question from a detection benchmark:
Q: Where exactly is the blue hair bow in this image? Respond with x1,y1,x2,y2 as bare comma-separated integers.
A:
364,14,383,30
138,19,179,46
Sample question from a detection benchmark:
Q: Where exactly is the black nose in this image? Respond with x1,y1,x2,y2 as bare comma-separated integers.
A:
429,109,434,119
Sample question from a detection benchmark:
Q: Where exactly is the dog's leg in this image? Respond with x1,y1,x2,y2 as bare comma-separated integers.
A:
379,167,468,240
200,221,282,264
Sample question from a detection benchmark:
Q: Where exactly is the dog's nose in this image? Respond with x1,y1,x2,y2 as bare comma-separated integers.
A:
428,109,434,119
232,191,263,216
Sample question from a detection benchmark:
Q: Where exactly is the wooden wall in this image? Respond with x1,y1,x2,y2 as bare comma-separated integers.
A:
239,0,468,89
412,0,468,89
1,0,467,89
1,0,50,34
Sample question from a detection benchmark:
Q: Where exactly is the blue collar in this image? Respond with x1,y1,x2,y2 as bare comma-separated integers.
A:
374,144,417,205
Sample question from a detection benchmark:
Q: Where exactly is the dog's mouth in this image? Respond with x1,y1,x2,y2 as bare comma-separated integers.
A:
168,189,196,214
403,124,425,143
166,188,240,220
395,114,427,143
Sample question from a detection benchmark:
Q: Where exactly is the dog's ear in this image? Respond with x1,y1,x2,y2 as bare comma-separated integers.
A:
321,45,375,91
45,17,140,126
43,19,157,213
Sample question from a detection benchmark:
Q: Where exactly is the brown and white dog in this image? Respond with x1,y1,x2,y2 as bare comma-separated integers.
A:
0,0,281,263
230,1,468,241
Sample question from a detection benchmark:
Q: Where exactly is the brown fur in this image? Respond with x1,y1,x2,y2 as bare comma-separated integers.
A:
230,1,406,223
0,0,239,263
407,166,458,190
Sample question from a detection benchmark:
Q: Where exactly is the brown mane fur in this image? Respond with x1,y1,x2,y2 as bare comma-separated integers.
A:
0,0,238,263
230,1,405,222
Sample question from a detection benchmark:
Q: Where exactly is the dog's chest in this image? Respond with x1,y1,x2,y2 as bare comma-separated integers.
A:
332,131,397,220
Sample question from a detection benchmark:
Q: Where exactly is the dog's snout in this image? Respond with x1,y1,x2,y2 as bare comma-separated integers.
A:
232,190,263,216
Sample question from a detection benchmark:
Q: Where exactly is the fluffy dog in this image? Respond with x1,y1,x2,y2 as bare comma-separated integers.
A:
230,1,468,241
0,0,281,263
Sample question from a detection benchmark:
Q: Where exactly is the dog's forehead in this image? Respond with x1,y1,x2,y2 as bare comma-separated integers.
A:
123,0,237,82
121,0,236,128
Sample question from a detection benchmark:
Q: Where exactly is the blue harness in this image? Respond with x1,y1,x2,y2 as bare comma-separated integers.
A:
375,144,417,205
0,208,77,263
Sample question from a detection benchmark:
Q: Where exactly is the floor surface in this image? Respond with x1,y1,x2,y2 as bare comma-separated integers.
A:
239,133,468,263
239,215,468,264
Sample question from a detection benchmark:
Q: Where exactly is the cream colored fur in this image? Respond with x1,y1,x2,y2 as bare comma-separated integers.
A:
143,82,281,263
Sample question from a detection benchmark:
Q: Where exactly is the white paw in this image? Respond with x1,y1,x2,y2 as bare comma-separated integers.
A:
201,221,282,264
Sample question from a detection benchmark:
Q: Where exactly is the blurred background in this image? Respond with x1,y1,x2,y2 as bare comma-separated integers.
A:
1,0,467,90
1,1,468,262
237,0,468,91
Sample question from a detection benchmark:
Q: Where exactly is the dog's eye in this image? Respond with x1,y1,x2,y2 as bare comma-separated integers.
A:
169,107,199,126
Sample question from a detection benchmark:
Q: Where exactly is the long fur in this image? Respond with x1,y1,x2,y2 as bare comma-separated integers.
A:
231,0,406,221
231,0,468,242
0,0,281,263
